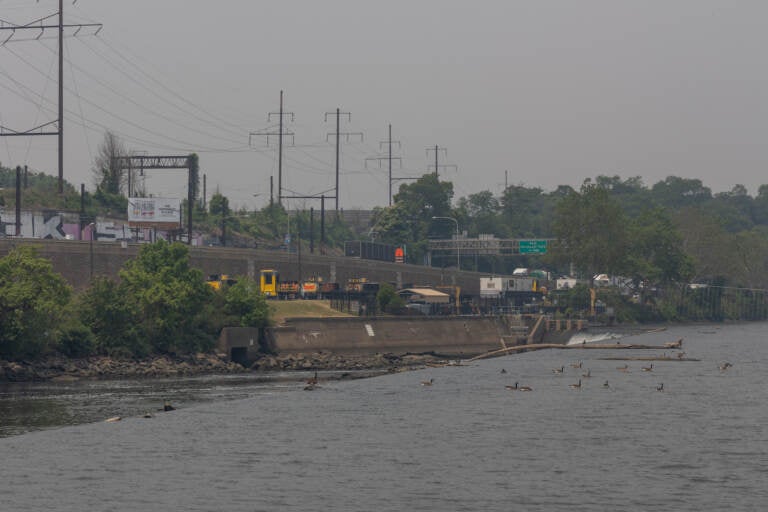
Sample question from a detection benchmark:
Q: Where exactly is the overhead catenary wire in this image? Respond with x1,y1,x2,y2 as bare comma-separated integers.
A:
14,39,255,148
64,37,92,165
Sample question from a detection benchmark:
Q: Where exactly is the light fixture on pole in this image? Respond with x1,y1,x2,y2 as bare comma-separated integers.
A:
88,222,96,280
431,216,460,269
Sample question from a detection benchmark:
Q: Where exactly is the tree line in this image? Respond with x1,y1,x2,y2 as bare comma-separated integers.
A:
0,242,269,362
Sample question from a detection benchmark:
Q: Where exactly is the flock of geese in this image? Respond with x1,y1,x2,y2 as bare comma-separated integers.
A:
417,355,735,394
303,349,735,395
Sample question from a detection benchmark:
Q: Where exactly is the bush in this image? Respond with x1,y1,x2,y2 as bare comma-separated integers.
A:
57,323,95,358
0,246,72,360
377,283,406,314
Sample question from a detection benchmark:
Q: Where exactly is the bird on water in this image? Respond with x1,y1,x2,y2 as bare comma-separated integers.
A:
420,378,434,386
505,382,532,391
642,364,654,372
569,379,582,389
552,366,565,374
656,383,664,392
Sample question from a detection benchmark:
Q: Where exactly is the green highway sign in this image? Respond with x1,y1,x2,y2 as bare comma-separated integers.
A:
518,239,548,254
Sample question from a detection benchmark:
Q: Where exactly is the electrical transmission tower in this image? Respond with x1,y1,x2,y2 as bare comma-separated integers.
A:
426,145,457,178
325,108,362,211
0,2,102,194
250,90,294,206
365,124,403,206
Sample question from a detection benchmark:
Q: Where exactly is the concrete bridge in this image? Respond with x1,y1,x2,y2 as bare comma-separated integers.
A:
0,239,484,295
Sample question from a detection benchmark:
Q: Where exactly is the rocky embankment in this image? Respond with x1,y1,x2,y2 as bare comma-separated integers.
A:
251,351,455,372
1,351,455,382
0,353,245,382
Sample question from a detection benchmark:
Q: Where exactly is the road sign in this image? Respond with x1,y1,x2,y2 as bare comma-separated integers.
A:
518,239,548,254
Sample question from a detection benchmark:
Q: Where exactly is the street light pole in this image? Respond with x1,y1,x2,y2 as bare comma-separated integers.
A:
431,216,460,269
88,222,95,280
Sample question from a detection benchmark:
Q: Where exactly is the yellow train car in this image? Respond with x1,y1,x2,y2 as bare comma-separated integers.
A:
206,274,237,291
260,269,279,298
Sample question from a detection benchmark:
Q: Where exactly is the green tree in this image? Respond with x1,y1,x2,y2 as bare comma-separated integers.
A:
377,282,405,313
372,174,455,264
78,277,148,358
625,208,695,291
0,246,72,360
118,241,214,354
551,181,629,281
500,185,548,237
457,190,503,237
651,176,712,209
222,277,271,327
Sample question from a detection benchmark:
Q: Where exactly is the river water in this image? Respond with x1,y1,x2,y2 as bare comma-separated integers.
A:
1,322,766,511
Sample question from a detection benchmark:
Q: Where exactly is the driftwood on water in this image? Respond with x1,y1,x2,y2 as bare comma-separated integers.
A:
467,338,684,363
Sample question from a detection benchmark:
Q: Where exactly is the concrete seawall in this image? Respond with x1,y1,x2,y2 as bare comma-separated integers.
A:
219,315,586,363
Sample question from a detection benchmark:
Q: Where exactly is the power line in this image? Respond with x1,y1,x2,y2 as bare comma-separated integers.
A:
365,124,402,206
251,90,295,206
325,108,362,211
426,144,457,178
0,2,102,192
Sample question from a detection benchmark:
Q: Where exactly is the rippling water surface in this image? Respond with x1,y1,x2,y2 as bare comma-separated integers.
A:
2,323,767,511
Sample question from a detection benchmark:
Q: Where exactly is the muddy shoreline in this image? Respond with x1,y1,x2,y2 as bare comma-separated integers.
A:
0,351,458,383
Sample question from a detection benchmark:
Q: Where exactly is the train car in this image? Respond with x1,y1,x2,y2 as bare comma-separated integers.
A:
206,274,237,291
346,277,368,293
277,280,300,300
259,269,279,298
301,279,319,299
319,282,340,299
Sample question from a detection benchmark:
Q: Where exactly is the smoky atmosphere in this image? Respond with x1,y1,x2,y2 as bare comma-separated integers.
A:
2,0,767,209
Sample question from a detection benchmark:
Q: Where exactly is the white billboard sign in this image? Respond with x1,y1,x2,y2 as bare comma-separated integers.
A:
128,197,181,227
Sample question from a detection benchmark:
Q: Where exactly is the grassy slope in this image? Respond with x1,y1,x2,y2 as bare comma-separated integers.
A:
269,300,354,324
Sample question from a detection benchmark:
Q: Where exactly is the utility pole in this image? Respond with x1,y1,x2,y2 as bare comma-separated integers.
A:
325,108,363,211
250,91,294,207
426,145,457,178
365,124,402,206
15,166,21,236
0,6,101,194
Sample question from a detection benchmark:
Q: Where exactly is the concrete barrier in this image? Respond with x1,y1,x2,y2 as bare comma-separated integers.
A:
219,314,586,362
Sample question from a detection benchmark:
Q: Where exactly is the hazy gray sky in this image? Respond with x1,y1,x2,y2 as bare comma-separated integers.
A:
2,0,768,210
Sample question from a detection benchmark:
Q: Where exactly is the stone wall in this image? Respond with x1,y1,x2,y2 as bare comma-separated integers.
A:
0,239,483,294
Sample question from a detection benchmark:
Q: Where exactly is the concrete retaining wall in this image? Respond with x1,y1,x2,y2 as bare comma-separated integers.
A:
266,316,515,357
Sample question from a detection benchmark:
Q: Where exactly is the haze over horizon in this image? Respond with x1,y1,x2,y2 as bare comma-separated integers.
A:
2,0,767,210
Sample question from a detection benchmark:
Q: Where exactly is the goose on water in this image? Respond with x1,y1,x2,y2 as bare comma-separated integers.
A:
505,382,532,391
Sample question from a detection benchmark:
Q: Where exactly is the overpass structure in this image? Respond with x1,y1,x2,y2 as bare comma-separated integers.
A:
0,239,484,295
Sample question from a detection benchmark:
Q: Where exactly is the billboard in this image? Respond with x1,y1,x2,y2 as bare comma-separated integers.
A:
128,197,181,229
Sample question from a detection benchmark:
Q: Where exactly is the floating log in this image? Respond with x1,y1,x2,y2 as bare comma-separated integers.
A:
598,356,700,362
467,339,685,362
